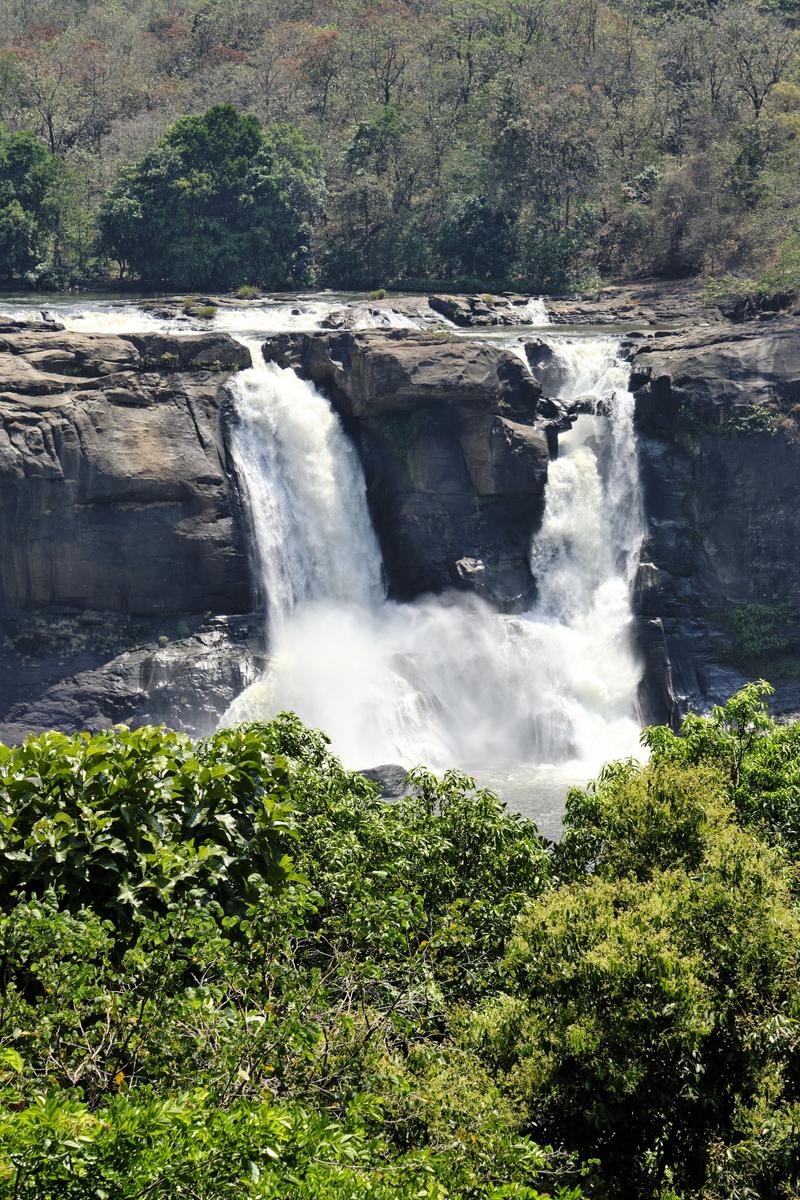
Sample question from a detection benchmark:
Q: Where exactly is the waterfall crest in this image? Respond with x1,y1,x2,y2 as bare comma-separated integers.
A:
224,335,645,780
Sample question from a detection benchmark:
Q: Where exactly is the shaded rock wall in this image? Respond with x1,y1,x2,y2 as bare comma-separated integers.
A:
263,329,551,610
630,320,800,722
0,330,252,615
0,328,260,740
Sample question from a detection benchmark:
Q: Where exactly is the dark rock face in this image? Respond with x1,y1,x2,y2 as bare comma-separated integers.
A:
0,329,252,615
545,279,722,329
0,614,266,744
630,319,800,722
427,294,535,327
0,327,258,741
264,329,551,610
358,763,411,799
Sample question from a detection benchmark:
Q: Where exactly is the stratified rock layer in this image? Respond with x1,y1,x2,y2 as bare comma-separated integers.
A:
630,318,800,722
0,329,252,614
0,326,258,740
263,329,551,609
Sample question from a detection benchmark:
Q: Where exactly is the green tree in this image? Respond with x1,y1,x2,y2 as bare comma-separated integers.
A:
475,749,800,1197
0,128,61,279
98,104,324,289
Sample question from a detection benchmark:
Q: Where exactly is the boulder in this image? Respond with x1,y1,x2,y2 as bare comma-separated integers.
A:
427,294,539,327
358,763,411,799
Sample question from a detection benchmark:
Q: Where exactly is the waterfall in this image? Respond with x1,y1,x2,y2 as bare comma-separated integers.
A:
230,350,384,629
224,335,644,779
0,290,643,795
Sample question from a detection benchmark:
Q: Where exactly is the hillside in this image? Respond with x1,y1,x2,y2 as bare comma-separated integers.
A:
0,0,797,293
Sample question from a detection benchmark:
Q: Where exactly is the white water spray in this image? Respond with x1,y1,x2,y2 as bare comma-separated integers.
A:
224,332,644,779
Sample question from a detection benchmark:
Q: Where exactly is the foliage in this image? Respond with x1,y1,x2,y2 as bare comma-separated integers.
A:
0,129,61,279
473,686,800,1196
703,236,800,316
0,723,300,920
0,1,796,292
642,680,800,859
97,105,324,289
1,1088,568,1200
0,714,564,1197
4,692,800,1197
725,602,794,660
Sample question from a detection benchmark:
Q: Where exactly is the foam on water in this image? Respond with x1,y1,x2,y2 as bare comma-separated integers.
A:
224,328,644,784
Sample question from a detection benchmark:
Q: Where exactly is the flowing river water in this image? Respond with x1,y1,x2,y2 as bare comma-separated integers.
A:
0,293,645,834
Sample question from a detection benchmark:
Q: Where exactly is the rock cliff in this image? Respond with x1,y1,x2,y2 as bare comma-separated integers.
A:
630,318,800,722
0,326,259,740
4,309,800,744
263,329,552,609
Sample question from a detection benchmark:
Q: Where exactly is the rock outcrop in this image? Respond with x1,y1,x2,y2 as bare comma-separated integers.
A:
0,328,251,614
630,318,800,723
546,279,722,329
0,614,265,744
0,325,259,740
263,329,552,609
427,294,537,327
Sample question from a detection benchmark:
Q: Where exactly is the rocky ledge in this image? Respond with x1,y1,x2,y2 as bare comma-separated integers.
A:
263,329,558,609
545,279,724,328
630,317,800,723
0,325,260,740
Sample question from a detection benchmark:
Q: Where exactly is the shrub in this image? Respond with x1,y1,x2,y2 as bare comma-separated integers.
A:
726,602,792,659
4,695,800,1199
474,692,800,1197
0,724,300,920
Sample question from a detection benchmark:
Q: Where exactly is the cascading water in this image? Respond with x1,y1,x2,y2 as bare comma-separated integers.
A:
224,333,645,796
0,290,643,827
230,348,384,627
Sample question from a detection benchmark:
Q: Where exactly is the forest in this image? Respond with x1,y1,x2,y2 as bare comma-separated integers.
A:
2,684,800,1197
0,0,798,292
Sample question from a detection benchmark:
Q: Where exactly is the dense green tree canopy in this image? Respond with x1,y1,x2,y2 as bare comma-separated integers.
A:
0,128,60,279
0,0,796,293
98,105,324,289
2,687,800,1197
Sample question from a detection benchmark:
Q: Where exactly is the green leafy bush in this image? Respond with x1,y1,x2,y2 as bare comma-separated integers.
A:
3,695,800,1198
726,603,792,659
0,724,300,919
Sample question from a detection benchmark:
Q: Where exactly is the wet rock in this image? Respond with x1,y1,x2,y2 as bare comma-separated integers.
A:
0,315,65,334
427,294,539,328
630,318,800,721
524,338,569,395
359,763,411,799
263,329,549,610
0,614,266,743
